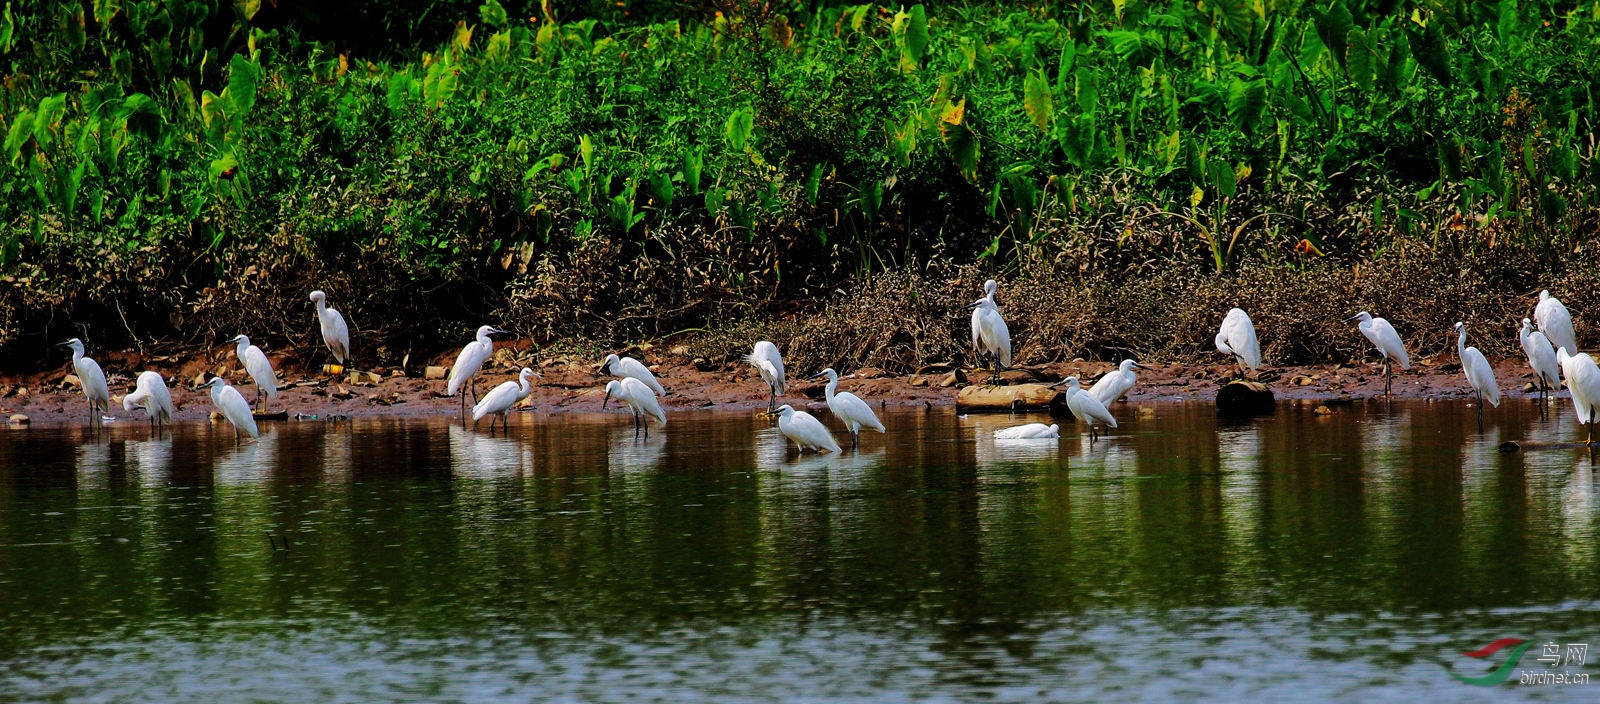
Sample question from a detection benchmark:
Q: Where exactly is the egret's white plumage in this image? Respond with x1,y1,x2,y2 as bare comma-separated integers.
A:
1215,308,1261,372
600,354,666,396
810,368,884,446
228,334,278,409
1061,376,1118,441
60,338,109,424
1455,322,1500,430
1536,290,1578,357
1346,311,1409,396
472,367,540,431
1521,317,1561,398
1558,348,1600,443
1089,360,1145,405
203,377,259,439
772,404,840,453
123,371,173,426
965,280,1011,381
745,341,786,411
993,423,1059,439
603,377,667,436
448,325,504,410
309,290,350,364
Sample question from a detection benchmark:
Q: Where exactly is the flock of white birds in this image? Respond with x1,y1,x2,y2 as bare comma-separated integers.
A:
49,281,1600,451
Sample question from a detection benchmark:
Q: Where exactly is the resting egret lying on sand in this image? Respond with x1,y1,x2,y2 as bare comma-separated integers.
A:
768,404,840,453
1536,290,1578,358
600,354,666,396
964,279,1012,384
603,377,667,437
472,367,541,433
1215,308,1261,378
309,290,350,367
448,325,506,414
1344,311,1410,397
1558,348,1600,445
1058,376,1118,442
993,423,1059,439
1521,317,1561,405
808,368,885,448
123,371,173,428
203,377,259,440
1090,360,1146,405
745,341,786,411
228,334,278,411
1455,322,1501,429
59,338,109,426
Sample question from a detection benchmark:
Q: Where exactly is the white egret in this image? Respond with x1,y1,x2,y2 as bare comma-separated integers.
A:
472,367,541,433
808,368,885,448
59,338,110,426
309,290,350,367
1520,317,1561,405
1058,376,1118,442
993,423,1059,439
600,353,666,396
1558,348,1600,445
1089,360,1146,405
203,376,259,440
1536,290,1578,358
963,279,1011,384
447,325,506,415
227,334,278,411
123,371,174,428
768,404,841,453
1454,321,1501,430
603,377,667,437
1344,311,1410,397
744,341,786,411
1215,308,1261,377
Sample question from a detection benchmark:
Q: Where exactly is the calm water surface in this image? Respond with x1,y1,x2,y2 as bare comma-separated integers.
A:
1,401,1598,702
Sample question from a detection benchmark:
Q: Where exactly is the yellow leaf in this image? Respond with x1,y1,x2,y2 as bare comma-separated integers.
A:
1190,186,1205,208
941,98,965,126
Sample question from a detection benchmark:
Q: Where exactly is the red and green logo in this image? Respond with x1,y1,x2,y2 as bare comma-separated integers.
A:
1452,638,1533,686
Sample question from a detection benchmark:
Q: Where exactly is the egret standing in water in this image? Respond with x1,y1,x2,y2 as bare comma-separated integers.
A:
993,423,1059,439
1090,360,1146,405
603,377,667,437
447,325,506,415
1057,376,1118,442
1558,348,1600,445
1344,311,1410,397
203,376,259,440
1215,308,1261,378
1536,290,1578,358
472,367,541,433
1454,322,1501,430
123,371,174,428
964,280,1011,384
768,404,840,454
309,290,350,369
808,368,884,448
745,341,786,411
227,334,278,412
1521,317,1561,406
599,353,666,396
59,338,109,426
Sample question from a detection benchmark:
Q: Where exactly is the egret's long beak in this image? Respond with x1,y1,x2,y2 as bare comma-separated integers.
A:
54,341,69,347
807,373,826,382
1132,362,1149,370
598,362,611,375
1341,314,1361,323
962,300,982,310
602,388,612,409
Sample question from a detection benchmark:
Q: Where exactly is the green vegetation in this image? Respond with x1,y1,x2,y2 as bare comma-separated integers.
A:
1,0,1596,365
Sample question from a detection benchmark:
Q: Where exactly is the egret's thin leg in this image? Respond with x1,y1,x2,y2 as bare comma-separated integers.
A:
1476,390,1484,431
1590,405,1596,446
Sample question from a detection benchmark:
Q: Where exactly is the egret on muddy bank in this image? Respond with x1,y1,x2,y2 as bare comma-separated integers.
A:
745,341,786,411
123,371,174,428
1521,317,1561,405
808,368,885,448
309,290,350,368
993,423,1059,439
1455,322,1501,430
1558,348,1600,445
600,353,666,396
59,338,109,426
603,377,667,437
228,334,278,411
964,279,1011,384
1215,308,1261,377
768,404,840,453
472,367,541,433
1344,311,1410,397
1536,290,1578,358
1090,360,1146,405
448,325,507,414
203,376,259,440
1058,376,1118,442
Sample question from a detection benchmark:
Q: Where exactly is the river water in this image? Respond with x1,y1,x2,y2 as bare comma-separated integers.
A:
0,401,1596,701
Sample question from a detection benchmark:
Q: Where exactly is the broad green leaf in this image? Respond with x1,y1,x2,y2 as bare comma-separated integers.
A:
1023,69,1054,131
1315,0,1353,68
480,0,508,27
1075,66,1099,115
724,108,754,151
1226,78,1266,133
226,53,258,116
234,0,259,21
1346,28,1374,90
940,121,980,184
